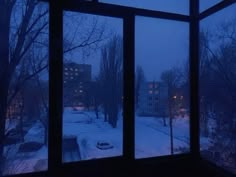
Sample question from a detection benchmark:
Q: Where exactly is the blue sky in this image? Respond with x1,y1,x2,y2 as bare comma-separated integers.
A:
135,16,189,81
64,1,236,81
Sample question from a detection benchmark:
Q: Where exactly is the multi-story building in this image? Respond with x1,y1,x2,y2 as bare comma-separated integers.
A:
63,63,91,107
137,81,168,117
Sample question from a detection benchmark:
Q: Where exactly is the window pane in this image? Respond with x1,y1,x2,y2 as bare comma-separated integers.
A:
100,0,189,15
0,1,48,176
63,12,123,162
199,4,236,174
200,0,223,12
135,16,190,158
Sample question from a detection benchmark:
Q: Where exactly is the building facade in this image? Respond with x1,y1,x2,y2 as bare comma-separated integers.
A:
137,81,168,117
63,63,91,107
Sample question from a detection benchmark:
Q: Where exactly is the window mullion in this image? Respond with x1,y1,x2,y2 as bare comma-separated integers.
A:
123,14,135,161
49,0,63,175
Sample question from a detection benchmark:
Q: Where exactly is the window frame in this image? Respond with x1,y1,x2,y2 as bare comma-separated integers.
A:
4,0,236,176
47,1,193,176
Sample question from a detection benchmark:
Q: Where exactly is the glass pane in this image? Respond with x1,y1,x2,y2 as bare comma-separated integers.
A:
100,0,189,15
63,12,123,162
0,1,48,176
200,0,223,12
200,4,236,174
135,16,190,158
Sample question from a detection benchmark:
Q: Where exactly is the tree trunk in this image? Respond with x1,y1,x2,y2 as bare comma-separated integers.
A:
44,121,48,145
168,97,174,155
104,104,108,122
94,103,99,119
19,102,25,142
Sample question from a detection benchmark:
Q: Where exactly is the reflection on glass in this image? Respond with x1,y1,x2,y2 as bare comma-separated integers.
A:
200,4,236,174
100,0,189,15
63,12,123,162
135,16,190,158
0,2,48,176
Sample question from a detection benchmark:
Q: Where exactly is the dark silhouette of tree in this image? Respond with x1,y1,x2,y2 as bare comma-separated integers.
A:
0,1,106,174
99,35,123,128
90,78,102,119
199,31,214,137
161,68,182,154
0,1,47,174
135,65,146,110
199,17,236,170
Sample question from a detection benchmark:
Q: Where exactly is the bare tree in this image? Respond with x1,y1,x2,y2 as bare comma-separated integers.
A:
161,68,182,154
199,31,213,137
135,65,146,110
200,17,236,169
99,35,123,128
90,78,102,119
0,1,48,174
0,1,106,175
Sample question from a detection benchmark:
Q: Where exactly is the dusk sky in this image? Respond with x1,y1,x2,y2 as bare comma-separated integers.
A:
100,0,224,14
135,17,188,81
63,0,235,81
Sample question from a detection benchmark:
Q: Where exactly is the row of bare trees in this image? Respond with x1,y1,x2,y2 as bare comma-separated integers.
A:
88,36,123,128
199,18,236,168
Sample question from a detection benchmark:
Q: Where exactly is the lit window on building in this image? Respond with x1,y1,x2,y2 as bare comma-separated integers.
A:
79,90,83,93
70,68,73,71
65,68,68,70
65,72,68,75
155,90,158,94
149,90,153,94
70,76,74,79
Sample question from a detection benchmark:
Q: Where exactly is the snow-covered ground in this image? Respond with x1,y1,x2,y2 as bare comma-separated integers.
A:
135,115,190,158
3,107,191,175
63,108,123,160
63,107,190,160
3,120,47,175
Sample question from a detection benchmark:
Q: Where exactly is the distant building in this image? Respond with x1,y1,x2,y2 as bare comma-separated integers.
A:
63,63,91,107
137,81,168,117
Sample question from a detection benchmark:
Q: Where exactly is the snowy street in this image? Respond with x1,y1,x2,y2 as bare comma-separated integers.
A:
63,107,190,160
3,107,190,175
